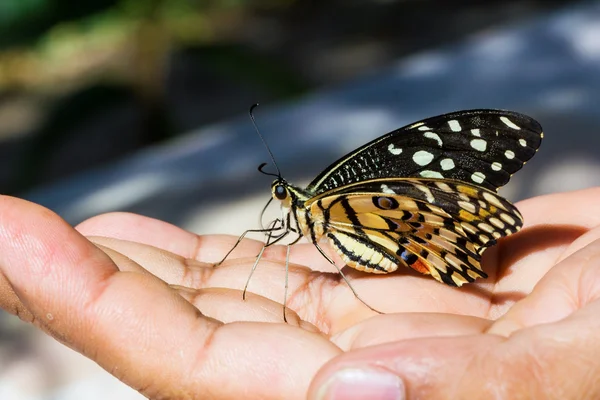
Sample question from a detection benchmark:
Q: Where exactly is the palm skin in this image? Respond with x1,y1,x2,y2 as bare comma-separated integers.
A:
1,188,600,399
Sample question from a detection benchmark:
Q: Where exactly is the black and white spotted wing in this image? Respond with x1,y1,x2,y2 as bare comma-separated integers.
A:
306,109,543,193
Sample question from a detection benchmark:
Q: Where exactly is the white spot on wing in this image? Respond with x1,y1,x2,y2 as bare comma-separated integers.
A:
519,138,527,147
489,217,505,229
500,213,516,225
424,132,443,146
448,120,462,132
458,200,477,213
413,150,435,166
471,171,486,184
471,129,481,137
414,184,435,203
440,158,455,170
478,222,495,234
482,191,505,209
435,181,454,192
420,170,444,179
500,116,521,130
505,150,515,159
457,192,470,202
470,138,487,152
491,162,502,171
388,144,403,155
418,125,432,131
380,184,395,194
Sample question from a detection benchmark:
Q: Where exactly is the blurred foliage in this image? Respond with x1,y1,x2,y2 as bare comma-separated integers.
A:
0,0,289,49
0,0,270,90
0,0,307,193
0,0,119,47
0,0,47,27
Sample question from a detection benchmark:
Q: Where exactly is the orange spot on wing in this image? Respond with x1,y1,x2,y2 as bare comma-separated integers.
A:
457,185,479,197
410,259,431,275
458,209,477,222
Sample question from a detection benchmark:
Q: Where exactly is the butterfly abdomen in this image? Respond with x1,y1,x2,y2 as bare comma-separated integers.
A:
326,230,399,274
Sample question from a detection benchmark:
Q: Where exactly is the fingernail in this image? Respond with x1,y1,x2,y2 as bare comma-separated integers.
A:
317,367,405,400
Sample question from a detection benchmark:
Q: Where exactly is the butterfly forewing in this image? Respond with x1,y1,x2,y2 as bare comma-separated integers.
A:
306,109,542,194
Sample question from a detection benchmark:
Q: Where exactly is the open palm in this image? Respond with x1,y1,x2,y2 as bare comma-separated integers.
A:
1,188,600,399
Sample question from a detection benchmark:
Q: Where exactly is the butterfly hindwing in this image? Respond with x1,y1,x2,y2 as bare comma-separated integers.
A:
306,109,543,194
308,178,522,285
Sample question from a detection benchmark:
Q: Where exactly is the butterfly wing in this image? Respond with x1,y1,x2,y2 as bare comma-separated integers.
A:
307,178,521,286
306,109,543,194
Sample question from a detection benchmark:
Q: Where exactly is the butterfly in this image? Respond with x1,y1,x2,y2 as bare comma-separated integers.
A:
219,106,543,317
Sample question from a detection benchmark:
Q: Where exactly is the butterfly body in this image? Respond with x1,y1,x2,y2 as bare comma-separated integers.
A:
267,109,543,287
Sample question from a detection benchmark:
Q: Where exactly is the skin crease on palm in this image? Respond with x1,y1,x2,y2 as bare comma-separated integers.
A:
1,188,600,399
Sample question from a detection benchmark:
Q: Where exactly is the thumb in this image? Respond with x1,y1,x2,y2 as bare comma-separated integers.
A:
309,319,600,400
308,333,507,400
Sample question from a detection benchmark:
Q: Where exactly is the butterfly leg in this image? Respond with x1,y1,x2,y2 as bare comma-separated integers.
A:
241,219,288,300
312,241,384,315
213,219,285,267
242,244,267,301
232,214,305,322
283,244,291,323
280,232,306,322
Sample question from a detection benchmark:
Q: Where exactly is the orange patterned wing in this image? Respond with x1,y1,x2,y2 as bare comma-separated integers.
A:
307,178,522,286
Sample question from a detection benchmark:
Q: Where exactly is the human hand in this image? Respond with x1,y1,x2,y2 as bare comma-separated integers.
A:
0,188,599,399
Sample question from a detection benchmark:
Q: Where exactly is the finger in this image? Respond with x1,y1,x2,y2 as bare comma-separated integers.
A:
557,222,600,263
331,312,491,350
488,188,600,311
310,302,600,399
174,286,321,332
86,236,317,320
516,187,600,228
87,236,362,331
489,232,600,337
310,333,504,400
93,243,152,274
77,212,250,262
0,267,31,322
0,196,341,399
77,212,337,272
91,239,301,326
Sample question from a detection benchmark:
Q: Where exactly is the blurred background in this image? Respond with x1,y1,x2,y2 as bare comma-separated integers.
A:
1,0,600,398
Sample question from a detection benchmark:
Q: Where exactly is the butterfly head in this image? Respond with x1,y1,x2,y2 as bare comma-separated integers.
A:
271,179,293,208
257,162,307,208
269,178,311,210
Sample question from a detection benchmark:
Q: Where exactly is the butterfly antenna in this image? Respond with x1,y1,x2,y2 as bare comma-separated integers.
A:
249,103,282,178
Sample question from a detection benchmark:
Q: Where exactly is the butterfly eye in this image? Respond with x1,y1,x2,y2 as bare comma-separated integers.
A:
274,185,287,200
